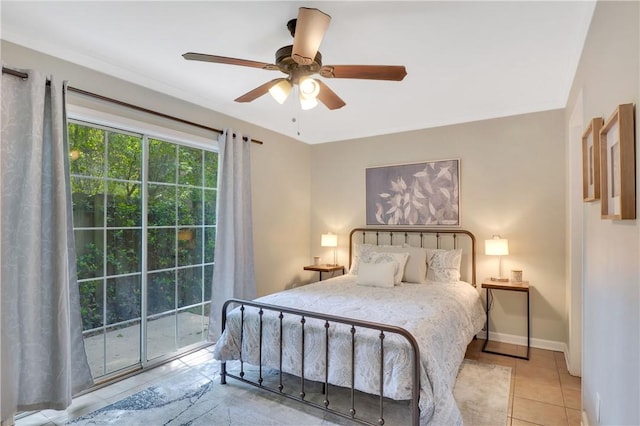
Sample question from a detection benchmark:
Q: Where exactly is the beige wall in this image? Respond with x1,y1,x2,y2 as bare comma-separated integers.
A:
565,2,639,424
1,40,312,298
309,110,567,345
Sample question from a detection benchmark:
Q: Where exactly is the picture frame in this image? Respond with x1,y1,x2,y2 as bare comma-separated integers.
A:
582,117,603,202
365,159,460,226
600,103,636,220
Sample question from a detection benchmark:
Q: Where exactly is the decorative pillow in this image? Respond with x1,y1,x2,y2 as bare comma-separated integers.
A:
426,249,462,283
349,243,378,275
356,261,396,288
350,243,425,283
368,251,409,285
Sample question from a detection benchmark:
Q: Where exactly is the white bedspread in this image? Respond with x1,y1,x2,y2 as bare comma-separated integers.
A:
213,275,485,425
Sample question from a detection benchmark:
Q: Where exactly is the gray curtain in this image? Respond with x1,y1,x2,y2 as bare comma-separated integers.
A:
1,68,93,420
208,130,257,341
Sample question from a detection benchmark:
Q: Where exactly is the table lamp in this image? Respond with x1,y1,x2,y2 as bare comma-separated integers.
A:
321,233,338,266
485,235,509,281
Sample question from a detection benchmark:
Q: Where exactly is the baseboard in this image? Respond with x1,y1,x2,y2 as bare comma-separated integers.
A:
476,330,565,352
562,341,571,372
562,341,583,377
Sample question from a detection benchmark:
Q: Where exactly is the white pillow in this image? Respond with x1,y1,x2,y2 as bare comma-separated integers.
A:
369,251,409,285
392,245,428,283
426,249,462,283
350,244,425,283
349,243,400,274
356,261,396,288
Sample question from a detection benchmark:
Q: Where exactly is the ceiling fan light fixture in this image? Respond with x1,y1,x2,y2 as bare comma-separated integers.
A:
298,76,320,100
299,92,319,110
268,79,292,104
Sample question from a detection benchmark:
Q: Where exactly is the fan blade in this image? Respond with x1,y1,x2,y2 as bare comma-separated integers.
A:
316,80,346,110
183,52,278,70
319,65,407,81
292,8,331,65
234,79,282,103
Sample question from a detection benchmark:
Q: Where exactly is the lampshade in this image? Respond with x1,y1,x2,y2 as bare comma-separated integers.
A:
485,235,509,281
298,76,320,110
485,235,509,256
268,79,292,104
321,232,338,266
299,76,320,99
299,94,318,110
321,233,338,247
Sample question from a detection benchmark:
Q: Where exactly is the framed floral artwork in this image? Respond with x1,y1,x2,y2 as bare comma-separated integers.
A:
366,159,460,226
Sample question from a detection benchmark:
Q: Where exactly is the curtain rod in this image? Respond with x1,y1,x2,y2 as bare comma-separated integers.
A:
2,66,263,145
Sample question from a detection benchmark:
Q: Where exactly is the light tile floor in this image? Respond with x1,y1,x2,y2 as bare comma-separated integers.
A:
466,339,582,426
17,340,582,426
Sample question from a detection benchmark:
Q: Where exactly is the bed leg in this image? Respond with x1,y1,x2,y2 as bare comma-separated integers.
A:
221,361,227,385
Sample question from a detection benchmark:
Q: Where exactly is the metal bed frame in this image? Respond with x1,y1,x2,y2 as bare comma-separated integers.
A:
220,299,421,425
219,227,476,426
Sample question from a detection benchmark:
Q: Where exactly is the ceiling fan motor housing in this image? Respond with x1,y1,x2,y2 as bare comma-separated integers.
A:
275,45,322,83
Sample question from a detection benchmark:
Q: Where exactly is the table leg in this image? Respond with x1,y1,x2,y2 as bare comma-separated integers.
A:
482,287,530,360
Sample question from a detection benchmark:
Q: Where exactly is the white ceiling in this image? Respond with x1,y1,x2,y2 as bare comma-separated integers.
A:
1,1,595,144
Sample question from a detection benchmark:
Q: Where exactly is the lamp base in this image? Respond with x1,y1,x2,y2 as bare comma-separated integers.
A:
490,276,509,282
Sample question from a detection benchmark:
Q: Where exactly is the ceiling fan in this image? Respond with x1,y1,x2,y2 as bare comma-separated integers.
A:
183,7,407,110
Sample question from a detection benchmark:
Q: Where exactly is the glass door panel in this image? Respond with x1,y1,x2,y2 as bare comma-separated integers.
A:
147,312,177,360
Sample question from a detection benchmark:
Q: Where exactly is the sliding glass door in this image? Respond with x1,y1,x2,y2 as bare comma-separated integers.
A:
145,138,217,360
69,120,216,379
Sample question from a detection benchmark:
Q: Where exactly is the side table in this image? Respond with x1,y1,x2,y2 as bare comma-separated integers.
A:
303,264,345,281
481,279,530,360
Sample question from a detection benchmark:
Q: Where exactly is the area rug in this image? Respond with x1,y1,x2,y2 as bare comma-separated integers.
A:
69,359,511,425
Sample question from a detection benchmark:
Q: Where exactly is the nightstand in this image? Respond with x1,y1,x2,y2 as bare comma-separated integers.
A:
303,264,345,281
481,279,530,360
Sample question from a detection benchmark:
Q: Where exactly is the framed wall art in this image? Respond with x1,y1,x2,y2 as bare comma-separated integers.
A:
600,103,636,220
366,159,460,226
582,117,603,202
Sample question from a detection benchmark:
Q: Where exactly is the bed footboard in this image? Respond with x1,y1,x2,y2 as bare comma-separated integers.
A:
219,298,421,426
